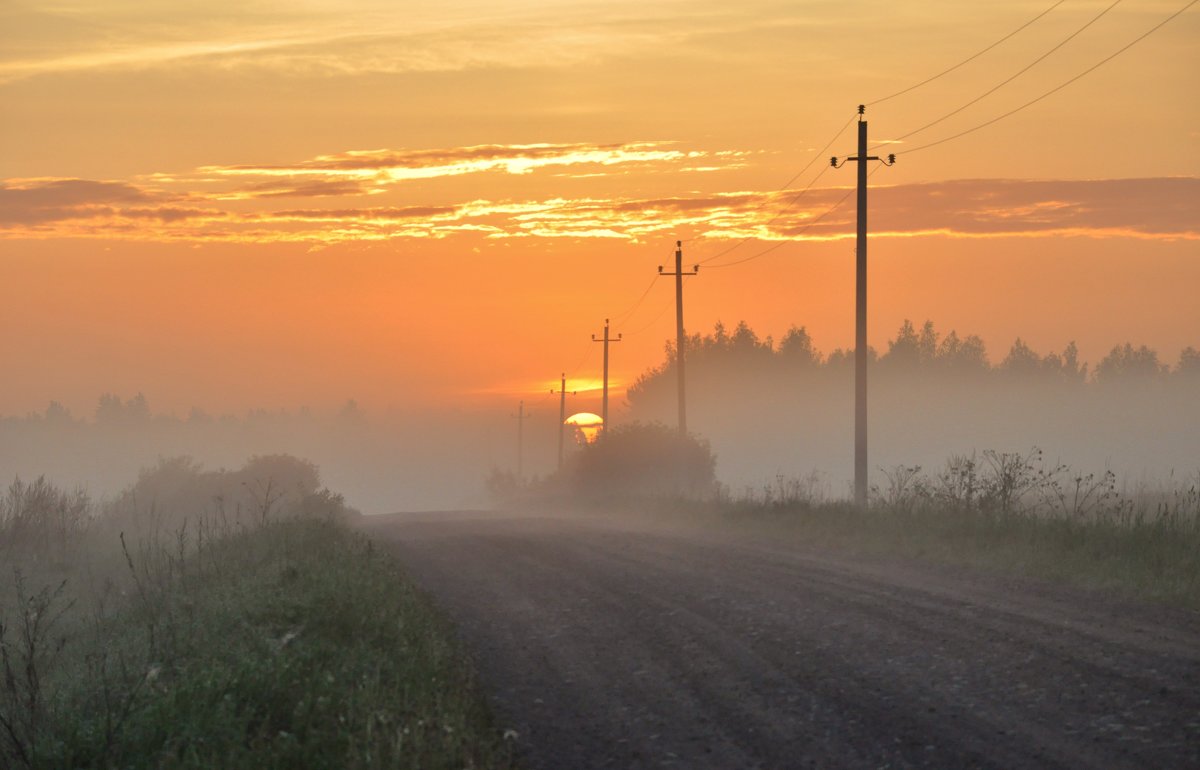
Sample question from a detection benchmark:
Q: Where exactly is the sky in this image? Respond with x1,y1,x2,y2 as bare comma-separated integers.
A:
1,0,1198,418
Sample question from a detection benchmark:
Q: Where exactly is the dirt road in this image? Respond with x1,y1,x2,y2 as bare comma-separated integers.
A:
358,511,1200,769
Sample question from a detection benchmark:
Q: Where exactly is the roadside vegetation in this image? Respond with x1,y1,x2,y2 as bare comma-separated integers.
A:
507,320,1199,607
701,449,1200,606
1,457,515,769
488,422,717,506
491,429,1200,607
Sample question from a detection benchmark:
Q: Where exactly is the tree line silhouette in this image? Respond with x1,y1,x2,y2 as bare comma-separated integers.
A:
628,319,1197,411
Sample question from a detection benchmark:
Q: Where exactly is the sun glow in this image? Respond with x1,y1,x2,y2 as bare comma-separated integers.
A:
565,412,604,444
565,412,603,426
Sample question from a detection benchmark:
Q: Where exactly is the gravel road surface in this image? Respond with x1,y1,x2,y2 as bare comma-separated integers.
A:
358,511,1200,769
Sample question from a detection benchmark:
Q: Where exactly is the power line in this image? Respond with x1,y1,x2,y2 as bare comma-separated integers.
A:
703,187,851,269
697,164,832,265
867,0,1069,106
773,114,859,193
618,294,674,337
609,274,657,325
703,164,883,269
901,0,1198,156
695,113,857,265
695,0,1193,258
525,0,1195,433
563,341,595,380
881,0,1125,149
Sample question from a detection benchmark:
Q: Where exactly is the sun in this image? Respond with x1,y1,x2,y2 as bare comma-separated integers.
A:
565,412,603,444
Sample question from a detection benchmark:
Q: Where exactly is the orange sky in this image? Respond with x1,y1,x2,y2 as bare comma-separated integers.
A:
2,0,1198,417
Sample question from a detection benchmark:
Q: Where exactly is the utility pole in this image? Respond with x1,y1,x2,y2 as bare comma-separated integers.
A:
591,319,622,435
832,105,895,508
550,373,576,471
510,400,530,481
658,240,699,435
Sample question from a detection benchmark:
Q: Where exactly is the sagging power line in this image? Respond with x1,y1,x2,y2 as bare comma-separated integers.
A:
900,0,1199,156
882,0,1125,150
867,0,1068,106
695,113,858,266
511,0,1195,495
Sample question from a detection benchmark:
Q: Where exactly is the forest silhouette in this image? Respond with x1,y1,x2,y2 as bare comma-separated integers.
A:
624,320,1198,496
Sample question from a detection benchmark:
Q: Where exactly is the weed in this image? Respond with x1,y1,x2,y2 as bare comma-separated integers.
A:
0,458,515,769
661,451,1200,606
0,572,73,767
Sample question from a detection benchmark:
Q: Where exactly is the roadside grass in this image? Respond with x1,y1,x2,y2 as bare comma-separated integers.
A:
703,495,1200,607
576,450,1200,608
1,467,517,769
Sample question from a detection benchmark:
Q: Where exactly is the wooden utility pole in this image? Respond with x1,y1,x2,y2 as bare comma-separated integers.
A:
510,400,530,480
550,373,576,471
591,319,622,435
832,105,895,507
659,241,698,435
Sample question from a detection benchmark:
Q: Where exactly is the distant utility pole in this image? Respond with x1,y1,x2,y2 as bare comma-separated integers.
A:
550,373,577,471
832,105,895,508
510,400,530,481
659,240,699,435
591,319,622,435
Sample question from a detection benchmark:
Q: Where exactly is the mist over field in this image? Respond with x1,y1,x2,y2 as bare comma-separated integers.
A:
0,401,512,514
626,320,1200,499
3,320,1195,513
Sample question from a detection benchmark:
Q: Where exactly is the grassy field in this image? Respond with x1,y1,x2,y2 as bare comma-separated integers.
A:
670,455,1200,607
1,464,517,769
696,498,1200,606
543,445,1200,608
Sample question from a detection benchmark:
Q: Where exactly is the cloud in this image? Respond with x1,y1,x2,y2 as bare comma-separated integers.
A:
269,206,458,222
0,178,233,234
0,178,152,205
205,143,693,183
0,2,717,83
2,159,1195,246
118,206,227,223
239,179,372,199
0,179,160,225
875,178,1199,238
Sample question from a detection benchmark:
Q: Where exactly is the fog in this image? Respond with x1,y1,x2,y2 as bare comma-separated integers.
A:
1,319,1196,511
624,321,1200,499
0,400,529,514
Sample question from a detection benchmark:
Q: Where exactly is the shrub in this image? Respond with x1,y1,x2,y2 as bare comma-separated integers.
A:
105,454,357,534
568,422,717,501
0,478,91,562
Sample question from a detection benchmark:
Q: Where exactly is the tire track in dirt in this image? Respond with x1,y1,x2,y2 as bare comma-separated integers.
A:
360,512,1200,769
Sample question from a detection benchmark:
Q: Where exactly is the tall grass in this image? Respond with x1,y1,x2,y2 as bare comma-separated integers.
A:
671,450,1200,606
0,477,91,566
1,460,516,769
